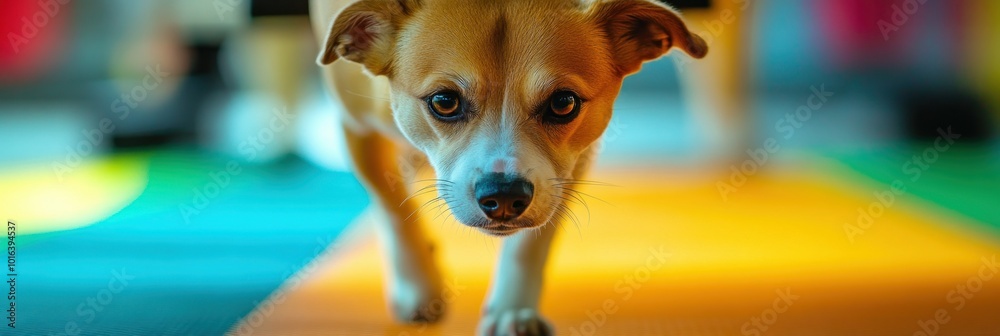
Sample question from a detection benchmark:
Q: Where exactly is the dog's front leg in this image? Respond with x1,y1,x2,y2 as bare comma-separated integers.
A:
343,127,445,323
477,148,597,336
477,223,558,336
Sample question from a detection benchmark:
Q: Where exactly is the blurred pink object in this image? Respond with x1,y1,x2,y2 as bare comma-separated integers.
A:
0,0,71,81
814,0,969,68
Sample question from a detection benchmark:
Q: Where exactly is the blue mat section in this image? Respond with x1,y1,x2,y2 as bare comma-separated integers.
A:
16,150,368,335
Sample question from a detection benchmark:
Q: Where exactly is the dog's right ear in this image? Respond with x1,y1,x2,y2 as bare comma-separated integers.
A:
317,0,418,75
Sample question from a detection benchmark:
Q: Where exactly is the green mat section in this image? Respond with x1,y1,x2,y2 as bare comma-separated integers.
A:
820,145,1000,230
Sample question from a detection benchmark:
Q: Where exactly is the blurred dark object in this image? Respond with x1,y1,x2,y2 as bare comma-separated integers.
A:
812,0,996,142
899,85,994,142
112,133,178,148
663,0,711,8
189,44,223,77
110,43,223,149
251,0,310,17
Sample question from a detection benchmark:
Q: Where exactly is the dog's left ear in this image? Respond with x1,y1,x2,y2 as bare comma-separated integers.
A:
317,0,418,75
590,0,708,75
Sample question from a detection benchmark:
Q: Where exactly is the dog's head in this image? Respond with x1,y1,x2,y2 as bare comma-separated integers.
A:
319,0,706,236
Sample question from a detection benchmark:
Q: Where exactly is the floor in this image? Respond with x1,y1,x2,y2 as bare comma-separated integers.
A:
8,147,1000,335
225,150,1000,336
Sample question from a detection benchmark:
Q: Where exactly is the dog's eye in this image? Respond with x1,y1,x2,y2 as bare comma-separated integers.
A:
544,91,581,124
550,93,577,116
427,91,464,121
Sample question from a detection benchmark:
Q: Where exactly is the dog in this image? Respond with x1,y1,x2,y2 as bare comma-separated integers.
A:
309,0,707,334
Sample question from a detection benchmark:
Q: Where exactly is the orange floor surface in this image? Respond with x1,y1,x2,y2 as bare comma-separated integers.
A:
229,164,1000,336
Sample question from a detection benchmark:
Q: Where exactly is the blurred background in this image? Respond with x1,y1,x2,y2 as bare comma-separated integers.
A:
2,0,999,335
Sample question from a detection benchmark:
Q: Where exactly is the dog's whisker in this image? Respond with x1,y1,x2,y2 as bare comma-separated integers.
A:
561,205,582,229
549,178,619,188
404,197,443,223
551,194,580,208
399,190,439,208
344,89,391,102
562,188,614,207
552,202,581,231
400,185,440,206
554,195,584,226
479,231,490,252
481,228,492,251
427,201,448,214
440,200,467,227
560,188,591,210
409,178,455,185
546,202,565,228
401,184,451,208
552,188,589,212
431,192,463,225
549,177,617,183
568,192,592,224
551,182,619,189
561,205,585,238
555,191,591,225
445,209,460,229
551,212,569,235
552,194,591,230
552,206,582,239
430,201,452,222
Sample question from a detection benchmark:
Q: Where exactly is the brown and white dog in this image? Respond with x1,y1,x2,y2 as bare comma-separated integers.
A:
309,0,706,334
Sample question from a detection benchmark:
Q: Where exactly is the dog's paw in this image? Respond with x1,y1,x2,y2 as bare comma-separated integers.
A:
476,308,552,336
387,272,446,324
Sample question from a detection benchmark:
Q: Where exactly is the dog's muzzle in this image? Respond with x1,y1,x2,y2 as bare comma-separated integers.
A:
474,173,534,222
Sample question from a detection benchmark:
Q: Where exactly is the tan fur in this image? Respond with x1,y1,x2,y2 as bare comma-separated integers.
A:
310,0,705,334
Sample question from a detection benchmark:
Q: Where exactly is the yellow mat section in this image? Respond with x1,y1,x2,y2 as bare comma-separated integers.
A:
231,166,1000,335
0,154,149,235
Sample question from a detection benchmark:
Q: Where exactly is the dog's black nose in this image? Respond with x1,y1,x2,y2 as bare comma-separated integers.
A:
475,173,534,221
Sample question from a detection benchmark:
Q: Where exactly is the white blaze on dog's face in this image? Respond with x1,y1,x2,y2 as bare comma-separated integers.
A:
319,0,706,236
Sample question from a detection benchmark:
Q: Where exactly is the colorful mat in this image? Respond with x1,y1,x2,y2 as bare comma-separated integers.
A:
10,147,1000,335
230,148,1000,335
